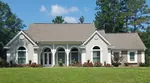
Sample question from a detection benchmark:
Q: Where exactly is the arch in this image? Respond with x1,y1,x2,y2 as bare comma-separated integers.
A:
56,46,66,51
40,46,52,66
18,46,26,50
55,47,66,65
70,46,80,52
41,46,52,53
43,48,51,52
69,47,81,65
17,46,26,64
93,46,100,49
58,48,65,51
92,46,101,63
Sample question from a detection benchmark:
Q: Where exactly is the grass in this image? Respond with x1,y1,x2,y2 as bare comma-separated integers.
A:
0,67,150,83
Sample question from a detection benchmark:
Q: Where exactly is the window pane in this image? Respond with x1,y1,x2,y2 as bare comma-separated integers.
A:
114,52,119,61
18,51,26,64
18,58,26,64
49,54,51,64
130,52,135,61
18,51,26,58
58,52,65,64
45,53,47,64
71,52,78,63
93,51,100,63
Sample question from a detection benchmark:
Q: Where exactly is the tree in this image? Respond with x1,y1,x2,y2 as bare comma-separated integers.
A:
138,27,150,66
52,16,64,24
0,1,25,59
79,16,84,24
94,0,126,33
94,0,150,33
125,0,150,32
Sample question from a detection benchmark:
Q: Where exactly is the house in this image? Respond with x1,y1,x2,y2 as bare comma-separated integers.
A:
4,23,146,67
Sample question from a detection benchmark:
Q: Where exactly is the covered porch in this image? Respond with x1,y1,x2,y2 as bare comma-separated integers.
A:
39,45,81,67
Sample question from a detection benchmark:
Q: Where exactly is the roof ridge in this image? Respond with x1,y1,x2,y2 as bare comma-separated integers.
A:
32,23,92,24
106,32,137,34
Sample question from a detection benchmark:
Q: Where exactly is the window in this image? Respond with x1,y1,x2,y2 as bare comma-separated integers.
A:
57,48,66,64
18,47,26,64
93,46,100,63
113,52,119,61
128,51,137,63
129,52,135,61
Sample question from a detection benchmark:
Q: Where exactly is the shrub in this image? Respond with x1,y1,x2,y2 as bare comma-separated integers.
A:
58,59,63,67
75,62,82,67
112,63,121,67
31,63,36,67
0,58,5,67
83,62,93,67
94,62,102,67
106,63,111,67
30,63,41,67
72,59,76,64
139,62,149,67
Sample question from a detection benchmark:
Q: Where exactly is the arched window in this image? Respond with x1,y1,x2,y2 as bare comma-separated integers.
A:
57,48,66,64
44,48,51,52
18,46,26,64
93,46,100,63
70,48,80,64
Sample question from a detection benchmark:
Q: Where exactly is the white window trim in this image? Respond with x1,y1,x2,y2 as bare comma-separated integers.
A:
127,51,137,63
91,46,102,63
17,46,28,64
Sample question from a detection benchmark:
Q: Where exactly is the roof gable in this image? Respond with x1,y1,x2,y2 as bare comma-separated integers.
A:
4,31,38,48
82,31,111,45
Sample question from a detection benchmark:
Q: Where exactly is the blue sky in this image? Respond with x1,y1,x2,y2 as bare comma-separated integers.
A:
2,0,150,29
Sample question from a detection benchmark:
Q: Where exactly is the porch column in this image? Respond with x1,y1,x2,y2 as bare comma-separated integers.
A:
66,44,70,66
141,51,145,63
66,50,70,66
52,44,56,66
52,50,56,66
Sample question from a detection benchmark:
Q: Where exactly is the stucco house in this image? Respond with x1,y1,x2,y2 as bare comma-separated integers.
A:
4,23,146,67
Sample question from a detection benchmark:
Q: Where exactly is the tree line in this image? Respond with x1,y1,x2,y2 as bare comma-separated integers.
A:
1,0,150,65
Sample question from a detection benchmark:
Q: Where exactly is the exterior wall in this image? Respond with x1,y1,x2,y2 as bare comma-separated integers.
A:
112,50,145,66
121,51,128,64
85,33,109,64
81,49,86,64
7,33,34,64
6,33,145,67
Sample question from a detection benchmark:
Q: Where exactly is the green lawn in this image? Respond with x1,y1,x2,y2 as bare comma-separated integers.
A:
0,67,150,83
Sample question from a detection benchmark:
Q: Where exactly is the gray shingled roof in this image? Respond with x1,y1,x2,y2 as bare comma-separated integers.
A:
105,33,146,50
25,23,146,50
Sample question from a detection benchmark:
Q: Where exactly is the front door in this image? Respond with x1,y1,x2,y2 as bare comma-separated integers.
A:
43,53,52,67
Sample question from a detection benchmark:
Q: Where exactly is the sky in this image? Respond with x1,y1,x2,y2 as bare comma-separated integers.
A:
2,0,150,29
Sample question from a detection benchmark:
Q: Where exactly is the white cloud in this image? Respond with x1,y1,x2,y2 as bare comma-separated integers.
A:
84,7,89,12
50,4,79,16
69,7,79,12
40,5,46,12
64,16,78,23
